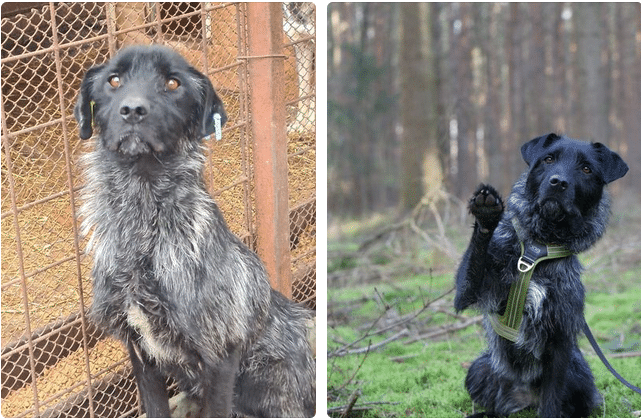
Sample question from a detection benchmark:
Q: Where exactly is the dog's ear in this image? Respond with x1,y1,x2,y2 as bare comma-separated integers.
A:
521,133,561,166
74,65,104,140
593,143,629,183
193,71,228,139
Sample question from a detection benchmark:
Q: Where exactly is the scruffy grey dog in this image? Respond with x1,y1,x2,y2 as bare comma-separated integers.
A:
74,45,315,418
455,133,628,418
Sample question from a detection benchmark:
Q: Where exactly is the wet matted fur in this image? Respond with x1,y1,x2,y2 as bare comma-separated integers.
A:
74,45,315,418
455,133,628,418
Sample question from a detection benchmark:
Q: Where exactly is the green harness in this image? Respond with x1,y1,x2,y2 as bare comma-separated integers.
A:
488,218,574,342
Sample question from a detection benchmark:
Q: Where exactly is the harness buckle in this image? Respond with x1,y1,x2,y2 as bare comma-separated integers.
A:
517,257,534,272
518,241,548,272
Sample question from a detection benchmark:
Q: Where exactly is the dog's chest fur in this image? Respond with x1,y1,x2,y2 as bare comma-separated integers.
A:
83,155,270,361
91,176,205,356
480,190,588,380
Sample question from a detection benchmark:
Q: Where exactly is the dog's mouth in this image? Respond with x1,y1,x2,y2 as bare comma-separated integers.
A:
109,131,167,156
537,198,568,222
536,197,583,226
116,132,151,155
534,198,588,242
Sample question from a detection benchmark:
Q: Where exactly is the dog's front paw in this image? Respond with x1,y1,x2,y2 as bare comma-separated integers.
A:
469,184,504,232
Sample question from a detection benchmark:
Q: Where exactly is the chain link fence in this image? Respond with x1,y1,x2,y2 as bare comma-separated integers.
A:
1,3,315,417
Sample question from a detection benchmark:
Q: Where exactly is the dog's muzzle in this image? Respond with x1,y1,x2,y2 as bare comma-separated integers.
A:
537,198,566,221
105,97,168,156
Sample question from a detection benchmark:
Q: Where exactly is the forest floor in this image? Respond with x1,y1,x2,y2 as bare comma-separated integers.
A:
327,189,641,418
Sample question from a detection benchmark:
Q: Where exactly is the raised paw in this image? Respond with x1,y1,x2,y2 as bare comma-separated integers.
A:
469,184,504,232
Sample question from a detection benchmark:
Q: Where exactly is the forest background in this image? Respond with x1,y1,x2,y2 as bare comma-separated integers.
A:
327,3,640,219
326,4,641,416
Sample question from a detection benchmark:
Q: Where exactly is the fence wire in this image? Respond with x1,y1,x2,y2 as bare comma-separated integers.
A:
1,3,315,417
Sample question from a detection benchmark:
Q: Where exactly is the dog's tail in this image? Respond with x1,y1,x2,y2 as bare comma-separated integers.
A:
583,321,641,395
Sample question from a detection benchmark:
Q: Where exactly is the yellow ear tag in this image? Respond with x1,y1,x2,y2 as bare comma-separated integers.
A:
90,100,96,129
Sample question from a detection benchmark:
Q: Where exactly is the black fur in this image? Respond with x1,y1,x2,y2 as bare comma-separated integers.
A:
455,133,628,418
75,45,315,418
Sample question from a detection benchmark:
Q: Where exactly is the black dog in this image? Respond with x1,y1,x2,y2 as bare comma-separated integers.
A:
75,45,315,418
455,133,628,418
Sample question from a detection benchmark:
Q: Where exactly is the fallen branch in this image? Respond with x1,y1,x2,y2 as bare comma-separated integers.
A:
596,351,641,359
335,343,371,392
389,353,420,363
358,190,462,260
339,390,359,418
328,401,401,416
356,287,454,343
404,315,483,344
329,287,455,358
332,329,409,357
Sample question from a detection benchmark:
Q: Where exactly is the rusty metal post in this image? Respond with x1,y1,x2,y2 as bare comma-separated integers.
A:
246,3,292,297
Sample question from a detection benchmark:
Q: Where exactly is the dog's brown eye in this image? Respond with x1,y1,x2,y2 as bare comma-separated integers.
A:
108,75,121,88
166,78,180,91
544,155,554,164
582,166,592,174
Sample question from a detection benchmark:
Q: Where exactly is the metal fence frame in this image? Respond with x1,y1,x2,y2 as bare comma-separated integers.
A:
1,2,315,417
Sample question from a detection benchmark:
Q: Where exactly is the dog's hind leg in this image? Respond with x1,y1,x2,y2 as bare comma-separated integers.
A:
537,338,574,417
465,352,533,417
127,341,171,418
234,292,315,418
455,185,504,311
559,347,602,418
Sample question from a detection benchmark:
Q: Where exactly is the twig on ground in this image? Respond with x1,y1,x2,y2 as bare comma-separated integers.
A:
358,190,462,260
328,401,402,416
600,351,641,359
328,297,393,357
435,307,468,321
339,390,360,418
359,287,455,340
334,329,410,357
328,287,455,358
389,353,420,363
403,315,483,344
335,342,371,392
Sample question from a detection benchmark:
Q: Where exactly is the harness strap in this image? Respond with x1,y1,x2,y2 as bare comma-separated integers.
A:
489,218,573,342
488,218,641,395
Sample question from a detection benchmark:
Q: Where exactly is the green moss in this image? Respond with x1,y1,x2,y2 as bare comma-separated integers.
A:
329,269,641,418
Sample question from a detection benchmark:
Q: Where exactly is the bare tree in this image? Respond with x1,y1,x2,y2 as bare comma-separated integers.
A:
575,3,608,141
399,3,442,212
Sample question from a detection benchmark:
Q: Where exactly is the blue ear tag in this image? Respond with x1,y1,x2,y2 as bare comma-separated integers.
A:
213,113,222,141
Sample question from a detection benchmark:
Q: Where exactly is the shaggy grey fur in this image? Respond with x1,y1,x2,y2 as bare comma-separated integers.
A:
75,45,314,418
455,133,628,418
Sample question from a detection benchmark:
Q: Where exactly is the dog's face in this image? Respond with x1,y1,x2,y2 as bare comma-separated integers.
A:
521,133,628,232
74,45,227,157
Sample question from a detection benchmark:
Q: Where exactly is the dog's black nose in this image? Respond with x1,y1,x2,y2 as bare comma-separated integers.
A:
120,97,149,123
549,175,568,191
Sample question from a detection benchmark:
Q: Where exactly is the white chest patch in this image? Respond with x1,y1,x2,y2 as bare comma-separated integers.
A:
525,282,547,321
127,305,178,363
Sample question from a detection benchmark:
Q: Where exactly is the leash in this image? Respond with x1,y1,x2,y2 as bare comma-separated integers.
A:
583,321,641,395
489,217,641,395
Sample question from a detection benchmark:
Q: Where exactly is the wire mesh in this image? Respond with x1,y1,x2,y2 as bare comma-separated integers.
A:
1,2,315,417
283,2,316,308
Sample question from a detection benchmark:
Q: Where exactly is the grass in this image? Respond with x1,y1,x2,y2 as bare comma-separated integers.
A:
328,201,641,418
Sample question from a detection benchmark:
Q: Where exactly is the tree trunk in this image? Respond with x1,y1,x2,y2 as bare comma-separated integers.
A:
575,3,608,141
399,3,441,212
